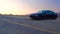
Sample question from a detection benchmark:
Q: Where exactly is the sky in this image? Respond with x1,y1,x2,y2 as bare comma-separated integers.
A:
0,0,60,15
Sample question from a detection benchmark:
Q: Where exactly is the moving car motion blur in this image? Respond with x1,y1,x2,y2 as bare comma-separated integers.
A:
30,10,57,20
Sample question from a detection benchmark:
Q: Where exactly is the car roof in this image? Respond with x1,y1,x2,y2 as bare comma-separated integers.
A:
37,10,54,13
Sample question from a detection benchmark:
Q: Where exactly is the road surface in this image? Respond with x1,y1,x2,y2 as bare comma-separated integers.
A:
0,15,60,34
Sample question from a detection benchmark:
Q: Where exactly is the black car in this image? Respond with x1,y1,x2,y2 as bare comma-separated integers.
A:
30,10,57,20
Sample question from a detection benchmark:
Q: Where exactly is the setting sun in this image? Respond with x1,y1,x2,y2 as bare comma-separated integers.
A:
0,0,37,15
0,0,60,15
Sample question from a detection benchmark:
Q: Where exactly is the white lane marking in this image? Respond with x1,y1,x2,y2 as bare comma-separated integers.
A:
0,19,60,34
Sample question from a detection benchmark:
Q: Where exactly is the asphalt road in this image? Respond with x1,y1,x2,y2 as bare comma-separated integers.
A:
0,15,60,34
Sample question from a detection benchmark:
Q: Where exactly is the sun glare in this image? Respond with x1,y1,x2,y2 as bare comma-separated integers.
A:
0,0,60,15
